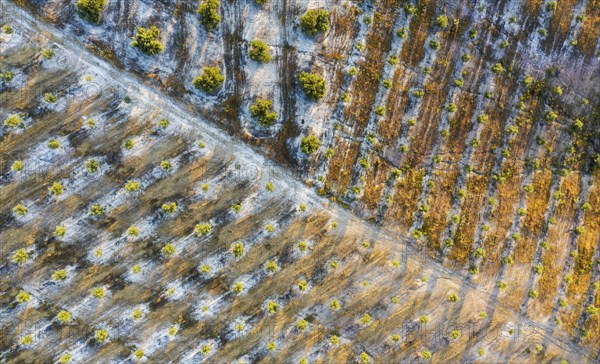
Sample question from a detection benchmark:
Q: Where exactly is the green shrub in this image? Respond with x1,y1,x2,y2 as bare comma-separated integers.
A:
76,0,107,23
57,310,71,323
436,15,449,28
249,40,272,63
85,159,99,173
124,139,135,149
388,55,399,65
50,181,63,195
528,290,539,298
329,299,341,310
193,67,225,93
449,329,461,339
429,39,440,49
265,260,278,272
491,63,505,74
300,135,321,154
266,181,274,191
2,25,13,34
12,249,28,263
298,72,326,100
13,204,28,216
266,300,279,314
127,226,139,236
41,48,55,60
447,292,459,302
3,114,22,128
300,9,329,36
158,118,170,128
54,225,66,237
125,180,140,192
232,282,244,293
194,222,211,236
359,352,370,363
131,26,164,55
16,290,30,303
160,160,172,170
231,242,245,258
546,1,557,11
59,353,72,363
89,204,104,216
359,313,372,325
52,269,67,281
48,139,61,149
92,287,105,298
44,93,57,103
397,27,408,38
453,78,464,87
162,202,177,214
134,349,144,359
95,329,108,342
197,0,221,31
250,98,277,126
11,160,23,171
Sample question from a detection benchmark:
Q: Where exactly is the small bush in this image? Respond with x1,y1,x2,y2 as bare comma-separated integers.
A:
124,180,140,192
125,226,139,237
158,118,169,128
48,139,61,149
16,290,30,303
3,114,22,128
59,354,72,363
359,313,372,325
250,98,277,126
447,292,459,302
92,287,105,299
95,329,108,342
49,181,63,195
300,9,330,36
359,352,370,363
266,300,279,314
131,309,143,320
300,134,321,154
249,40,272,63
54,225,66,237
11,160,23,171
42,48,55,60
491,63,505,74
162,202,177,214
134,349,144,359
329,299,341,311
44,93,57,103
429,40,440,49
231,242,245,258
89,204,104,216
298,72,326,100
265,182,274,192
57,310,71,323
397,27,408,38
131,26,164,55
13,204,28,216
20,335,33,345
436,15,449,28
85,159,99,173
546,1,557,11
197,0,221,31
193,67,225,93
124,139,135,149
195,222,212,236
52,269,67,281
265,260,279,273
449,329,461,339
232,282,244,293
76,0,107,23
160,160,172,170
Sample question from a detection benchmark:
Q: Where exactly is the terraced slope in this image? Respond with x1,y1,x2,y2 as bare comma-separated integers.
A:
1,0,600,363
